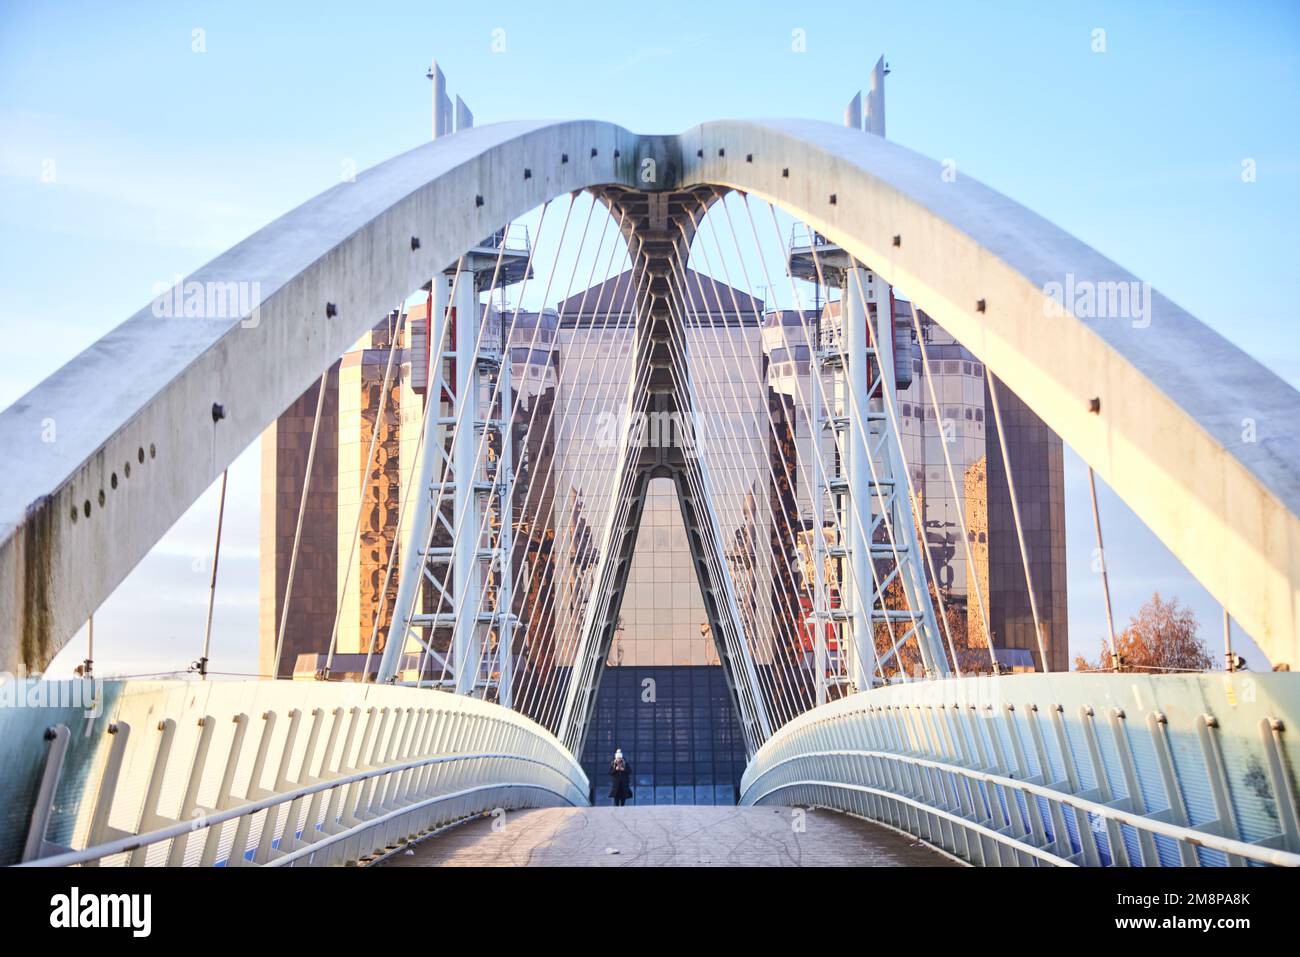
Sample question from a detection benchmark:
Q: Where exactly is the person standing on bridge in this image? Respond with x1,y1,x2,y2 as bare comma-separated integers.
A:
609,749,633,807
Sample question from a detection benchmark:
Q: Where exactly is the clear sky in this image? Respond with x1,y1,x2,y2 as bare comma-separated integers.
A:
1,0,1297,677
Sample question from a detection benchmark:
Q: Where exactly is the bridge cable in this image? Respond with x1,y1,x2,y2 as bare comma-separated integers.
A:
665,270,795,733
784,232,960,677
663,279,805,727
323,304,409,677
891,277,998,672
556,263,684,749
359,255,473,681
725,195,923,688
754,204,932,678
514,240,650,726
538,263,660,737
512,220,646,726
695,192,896,700
984,366,1051,671
450,194,627,704
658,236,783,741
508,216,646,727
452,193,600,696
493,202,629,715
762,203,944,677
552,262,664,745
705,191,904,691
417,197,568,689
425,195,581,691
801,228,950,677
272,369,329,678
399,206,555,683
196,468,227,680
668,212,835,720
673,205,827,721
1087,466,1119,663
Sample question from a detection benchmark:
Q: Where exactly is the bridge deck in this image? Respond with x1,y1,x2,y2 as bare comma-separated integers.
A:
380,806,958,867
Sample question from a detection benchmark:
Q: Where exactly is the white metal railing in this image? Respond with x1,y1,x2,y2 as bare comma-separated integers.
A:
740,673,1300,867
10,679,588,867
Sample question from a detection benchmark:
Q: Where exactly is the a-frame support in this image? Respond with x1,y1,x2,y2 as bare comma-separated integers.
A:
557,188,772,757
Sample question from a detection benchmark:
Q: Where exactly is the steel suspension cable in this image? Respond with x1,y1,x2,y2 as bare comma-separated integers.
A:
360,254,477,681
496,204,631,711
324,305,409,675
511,229,647,723
984,366,1051,671
518,258,649,726
687,195,893,695
798,226,942,675
894,281,997,670
746,200,930,677
417,197,565,686
666,230,823,719
451,194,599,693
273,369,329,678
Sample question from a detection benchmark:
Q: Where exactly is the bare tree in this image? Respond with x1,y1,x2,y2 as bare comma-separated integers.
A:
1073,592,1213,673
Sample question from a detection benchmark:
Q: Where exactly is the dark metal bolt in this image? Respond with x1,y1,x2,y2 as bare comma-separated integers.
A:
211,402,225,423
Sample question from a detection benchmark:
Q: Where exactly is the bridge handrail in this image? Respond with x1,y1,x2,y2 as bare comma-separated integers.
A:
740,673,1300,867
743,748,1300,868
20,749,580,867
4,678,589,867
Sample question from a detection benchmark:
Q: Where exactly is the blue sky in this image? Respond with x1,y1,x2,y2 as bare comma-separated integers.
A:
1,0,1297,675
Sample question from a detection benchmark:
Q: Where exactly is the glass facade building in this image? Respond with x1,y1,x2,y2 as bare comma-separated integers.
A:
581,665,747,806
260,244,1069,797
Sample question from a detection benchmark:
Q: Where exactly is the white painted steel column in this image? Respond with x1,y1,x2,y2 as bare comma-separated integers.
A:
452,277,481,695
379,275,451,683
809,325,828,706
843,267,871,691
495,346,514,707
865,268,948,676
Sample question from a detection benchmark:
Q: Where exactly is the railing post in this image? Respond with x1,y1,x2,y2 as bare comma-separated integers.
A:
84,721,132,865
21,724,71,863
165,715,216,866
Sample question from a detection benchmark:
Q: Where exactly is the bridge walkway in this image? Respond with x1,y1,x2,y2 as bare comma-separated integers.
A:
380,805,958,867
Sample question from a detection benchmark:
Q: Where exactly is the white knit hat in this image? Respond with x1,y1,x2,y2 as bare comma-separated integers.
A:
614,749,623,759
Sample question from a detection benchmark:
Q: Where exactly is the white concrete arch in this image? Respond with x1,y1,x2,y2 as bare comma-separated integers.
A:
679,119,1300,668
0,120,641,670
3,116,1296,673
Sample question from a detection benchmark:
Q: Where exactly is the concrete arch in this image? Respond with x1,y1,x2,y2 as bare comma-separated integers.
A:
2,117,1296,671
0,120,642,670
677,119,1300,668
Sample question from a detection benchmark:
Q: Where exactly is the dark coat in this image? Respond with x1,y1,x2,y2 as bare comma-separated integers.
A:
608,758,633,800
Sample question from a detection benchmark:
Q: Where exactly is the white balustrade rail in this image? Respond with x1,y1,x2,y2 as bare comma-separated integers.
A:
6,679,588,867
741,672,1300,867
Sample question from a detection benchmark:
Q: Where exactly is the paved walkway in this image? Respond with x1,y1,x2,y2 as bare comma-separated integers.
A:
381,805,957,867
